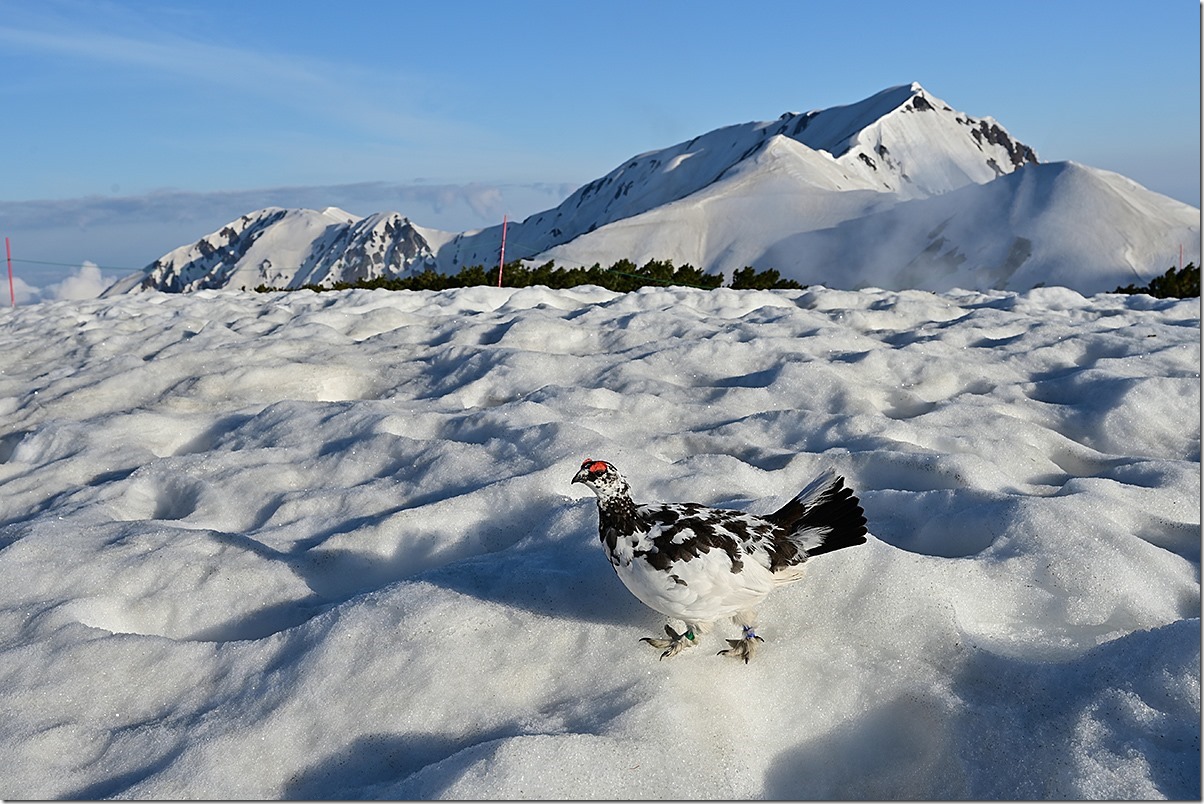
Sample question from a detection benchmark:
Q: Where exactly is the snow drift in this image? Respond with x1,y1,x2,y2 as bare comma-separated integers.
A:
0,284,1198,798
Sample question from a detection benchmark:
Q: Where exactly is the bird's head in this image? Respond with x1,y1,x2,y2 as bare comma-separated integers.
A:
571,458,630,499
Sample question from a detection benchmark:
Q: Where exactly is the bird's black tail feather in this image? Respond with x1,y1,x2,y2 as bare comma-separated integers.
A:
768,471,868,559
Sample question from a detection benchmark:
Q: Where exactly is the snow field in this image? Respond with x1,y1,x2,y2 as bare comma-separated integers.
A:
0,283,1198,798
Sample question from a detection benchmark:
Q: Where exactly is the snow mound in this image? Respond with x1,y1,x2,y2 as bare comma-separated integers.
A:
0,284,1198,799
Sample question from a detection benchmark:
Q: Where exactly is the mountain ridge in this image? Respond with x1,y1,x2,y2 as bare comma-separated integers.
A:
104,83,1198,296
433,82,1038,272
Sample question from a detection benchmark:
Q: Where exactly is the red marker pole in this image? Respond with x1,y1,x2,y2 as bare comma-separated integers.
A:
5,237,13,307
497,214,508,287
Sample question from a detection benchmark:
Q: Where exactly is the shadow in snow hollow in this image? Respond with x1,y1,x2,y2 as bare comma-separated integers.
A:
419,499,652,629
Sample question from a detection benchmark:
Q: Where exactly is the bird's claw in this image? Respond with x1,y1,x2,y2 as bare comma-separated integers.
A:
639,624,697,660
718,628,765,664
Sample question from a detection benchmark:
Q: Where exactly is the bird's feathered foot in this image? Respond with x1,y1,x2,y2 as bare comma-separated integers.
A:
718,625,765,664
640,624,699,660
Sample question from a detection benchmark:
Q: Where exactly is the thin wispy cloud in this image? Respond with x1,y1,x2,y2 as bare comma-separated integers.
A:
0,25,307,85
0,6,343,94
0,3,481,172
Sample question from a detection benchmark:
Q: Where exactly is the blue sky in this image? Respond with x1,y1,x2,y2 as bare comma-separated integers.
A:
0,0,1199,287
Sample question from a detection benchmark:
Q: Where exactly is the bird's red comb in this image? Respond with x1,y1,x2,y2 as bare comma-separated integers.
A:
582,459,608,474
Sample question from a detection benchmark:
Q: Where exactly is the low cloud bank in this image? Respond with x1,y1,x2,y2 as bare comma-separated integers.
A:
1,181,577,290
10,261,113,304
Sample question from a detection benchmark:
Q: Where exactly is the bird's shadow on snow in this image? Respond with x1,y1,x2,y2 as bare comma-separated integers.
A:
171,496,642,643
419,499,653,628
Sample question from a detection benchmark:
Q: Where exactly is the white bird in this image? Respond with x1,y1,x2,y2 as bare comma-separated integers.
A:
572,459,867,662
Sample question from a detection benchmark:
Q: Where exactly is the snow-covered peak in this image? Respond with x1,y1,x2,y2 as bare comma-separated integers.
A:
769,82,931,156
320,206,357,220
767,83,1038,197
433,83,1040,272
103,206,438,294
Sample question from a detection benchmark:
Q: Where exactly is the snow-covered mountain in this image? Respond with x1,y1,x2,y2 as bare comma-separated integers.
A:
434,83,1038,270
103,207,449,294
105,83,1200,295
757,160,1202,293
542,157,1200,294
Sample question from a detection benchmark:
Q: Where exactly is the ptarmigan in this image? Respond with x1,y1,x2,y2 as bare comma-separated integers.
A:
572,459,868,662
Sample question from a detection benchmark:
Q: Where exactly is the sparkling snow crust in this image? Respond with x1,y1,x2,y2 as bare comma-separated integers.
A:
0,283,1198,798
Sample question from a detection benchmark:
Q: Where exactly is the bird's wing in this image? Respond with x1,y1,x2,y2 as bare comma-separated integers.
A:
636,503,778,572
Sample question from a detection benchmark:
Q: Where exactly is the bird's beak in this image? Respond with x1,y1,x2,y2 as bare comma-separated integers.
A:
571,467,589,485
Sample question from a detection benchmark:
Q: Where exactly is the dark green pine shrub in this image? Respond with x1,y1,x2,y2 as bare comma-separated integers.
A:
729,266,805,290
255,259,805,294
1114,263,1199,298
